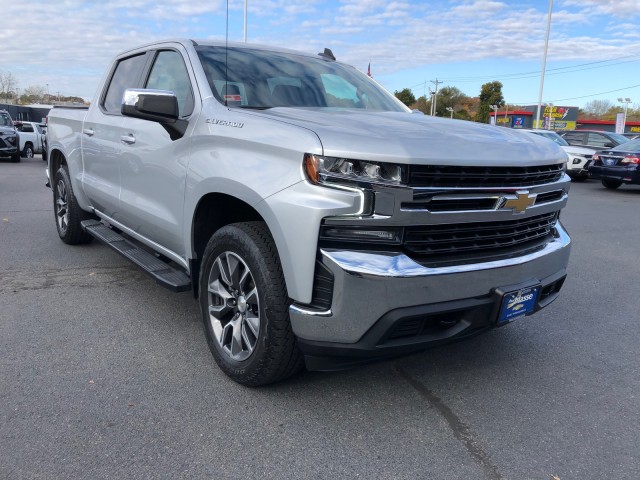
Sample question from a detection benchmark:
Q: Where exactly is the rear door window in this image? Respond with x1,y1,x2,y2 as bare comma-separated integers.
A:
587,133,611,148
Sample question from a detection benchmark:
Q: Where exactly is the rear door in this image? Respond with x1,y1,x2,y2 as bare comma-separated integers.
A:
116,47,197,257
81,52,149,218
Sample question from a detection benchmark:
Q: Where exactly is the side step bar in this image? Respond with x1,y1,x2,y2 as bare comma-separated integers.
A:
81,220,191,292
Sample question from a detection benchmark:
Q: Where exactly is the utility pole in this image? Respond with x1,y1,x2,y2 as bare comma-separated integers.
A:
428,88,435,115
430,78,441,116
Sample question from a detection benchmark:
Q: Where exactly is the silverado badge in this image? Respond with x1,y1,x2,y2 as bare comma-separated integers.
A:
503,191,537,213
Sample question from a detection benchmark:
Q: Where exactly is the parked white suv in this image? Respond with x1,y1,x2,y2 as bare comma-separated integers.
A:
521,129,593,181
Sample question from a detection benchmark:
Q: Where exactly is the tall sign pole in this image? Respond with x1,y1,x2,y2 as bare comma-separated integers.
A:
535,0,553,129
244,0,247,43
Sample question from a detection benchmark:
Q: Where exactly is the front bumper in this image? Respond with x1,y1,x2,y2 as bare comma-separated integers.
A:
588,164,640,185
566,156,591,179
290,223,571,370
0,146,19,157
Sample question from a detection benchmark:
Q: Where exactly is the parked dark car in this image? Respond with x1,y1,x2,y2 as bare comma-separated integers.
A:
588,138,640,189
557,130,630,150
0,110,21,162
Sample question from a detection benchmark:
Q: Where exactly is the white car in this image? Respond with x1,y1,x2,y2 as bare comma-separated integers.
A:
521,129,593,181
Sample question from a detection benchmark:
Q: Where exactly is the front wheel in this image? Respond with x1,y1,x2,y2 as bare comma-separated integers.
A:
602,178,622,190
199,222,303,386
53,166,93,244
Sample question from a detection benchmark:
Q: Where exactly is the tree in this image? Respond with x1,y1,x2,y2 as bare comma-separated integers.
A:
22,85,47,104
475,81,504,123
410,95,430,114
581,99,614,118
394,88,416,107
434,86,469,117
0,71,18,101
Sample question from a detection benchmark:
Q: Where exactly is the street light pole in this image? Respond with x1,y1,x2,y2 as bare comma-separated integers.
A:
535,0,553,129
490,104,499,125
244,0,247,43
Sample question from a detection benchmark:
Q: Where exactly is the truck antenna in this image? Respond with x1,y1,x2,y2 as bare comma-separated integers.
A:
225,0,229,106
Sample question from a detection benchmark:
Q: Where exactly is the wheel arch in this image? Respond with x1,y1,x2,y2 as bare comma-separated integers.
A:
50,149,68,179
191,193,270,298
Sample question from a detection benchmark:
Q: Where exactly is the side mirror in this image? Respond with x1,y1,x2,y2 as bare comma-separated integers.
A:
603,142,614,148
121,89,178,124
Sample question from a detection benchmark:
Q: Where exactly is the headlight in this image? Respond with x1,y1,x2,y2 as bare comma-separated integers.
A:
304,153,406,187
6,135,16,145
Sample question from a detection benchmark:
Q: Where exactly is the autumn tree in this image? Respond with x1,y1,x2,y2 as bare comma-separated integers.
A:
475,81,504,123
581,99,614,118
394,88,416,107
434,86,469,117
21,85,47,104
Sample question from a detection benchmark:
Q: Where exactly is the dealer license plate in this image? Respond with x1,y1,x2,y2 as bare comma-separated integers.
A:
497,285,540,325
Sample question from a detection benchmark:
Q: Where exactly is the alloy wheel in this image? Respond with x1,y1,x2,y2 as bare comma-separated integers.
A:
55,180,69,234
207,251,260,361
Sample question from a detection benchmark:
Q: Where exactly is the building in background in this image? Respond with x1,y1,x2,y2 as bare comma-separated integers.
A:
0,103,52,123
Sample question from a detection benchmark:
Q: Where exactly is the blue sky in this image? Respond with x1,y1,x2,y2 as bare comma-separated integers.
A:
2,0,640,109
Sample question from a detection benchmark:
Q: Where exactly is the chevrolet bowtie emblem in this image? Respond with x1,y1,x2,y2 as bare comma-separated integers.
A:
503,191,537,213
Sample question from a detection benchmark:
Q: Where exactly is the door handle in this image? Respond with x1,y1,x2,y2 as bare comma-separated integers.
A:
83,128,94,136
121,134,136,145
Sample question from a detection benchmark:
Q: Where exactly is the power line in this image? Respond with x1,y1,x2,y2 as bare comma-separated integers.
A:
512,83,640,105
441,54,640,82
406,54,640,91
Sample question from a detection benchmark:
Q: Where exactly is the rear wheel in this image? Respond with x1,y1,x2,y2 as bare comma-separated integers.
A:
53,166,93,244
199,222,303,386
22,144,34,158
602,178,622,190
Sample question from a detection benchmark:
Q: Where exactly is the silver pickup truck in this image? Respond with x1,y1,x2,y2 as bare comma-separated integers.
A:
47,39,571,386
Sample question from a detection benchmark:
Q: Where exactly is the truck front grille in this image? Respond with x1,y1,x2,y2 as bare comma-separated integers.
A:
403,211,558,263
408,164,564,188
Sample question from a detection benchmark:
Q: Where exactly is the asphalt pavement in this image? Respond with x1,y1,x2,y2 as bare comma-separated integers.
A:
1,155,639,479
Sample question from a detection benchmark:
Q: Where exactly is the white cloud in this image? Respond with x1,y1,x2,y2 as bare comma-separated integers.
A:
2,0,640,101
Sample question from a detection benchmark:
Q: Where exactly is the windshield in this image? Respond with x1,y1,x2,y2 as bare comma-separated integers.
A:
0,112,13,127
196,46,408,112
534,131,569,146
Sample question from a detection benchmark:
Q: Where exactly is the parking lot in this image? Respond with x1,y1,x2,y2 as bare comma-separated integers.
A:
2,155,639,479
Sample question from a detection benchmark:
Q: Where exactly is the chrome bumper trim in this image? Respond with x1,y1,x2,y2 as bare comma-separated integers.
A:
289,223,571,344
321,223,570,278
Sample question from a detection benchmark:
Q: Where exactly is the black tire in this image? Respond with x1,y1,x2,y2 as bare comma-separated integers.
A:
22,144,34,158
53,166,93,244
571,176,586,182
602,178,622,190
199,221,303,386
11,151,20,162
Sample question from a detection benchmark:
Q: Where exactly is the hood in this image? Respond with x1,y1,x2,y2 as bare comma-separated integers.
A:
560,145,594,156
0,125,16,135
252,108,565,167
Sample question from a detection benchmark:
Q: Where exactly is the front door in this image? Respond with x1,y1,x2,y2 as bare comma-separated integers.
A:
117,48,196,258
